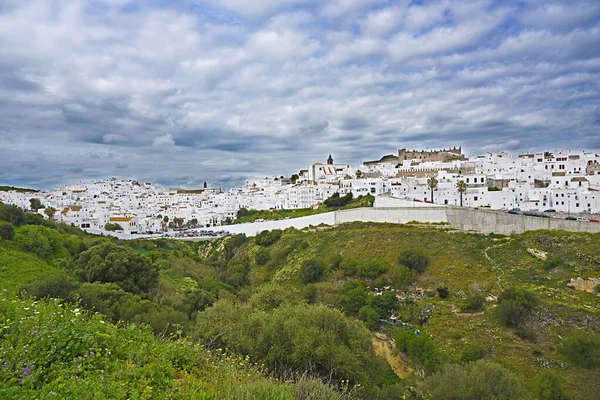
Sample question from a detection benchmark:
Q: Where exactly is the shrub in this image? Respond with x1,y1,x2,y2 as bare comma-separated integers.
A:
559,333,600,368
75,242,159,294
299,259,325,283
0,202,26,226
367,291,399,319
357,259,388,279
330,254,343,270
398,249,428,273
543,257,564,270
255,229,283,247
460,344,486,363
340,257,358,276
426,360,530,400
254,247,270,265
395,330,443,373
464,285,485,312
0,220,14,241
104,222,123,231
498,288,538,327
338,281,367,314
533,371,572,400
14,225,65,259
324,192,353,208
359,305,380,331
514,324,537,342
436,286,449,299
23,274,80,300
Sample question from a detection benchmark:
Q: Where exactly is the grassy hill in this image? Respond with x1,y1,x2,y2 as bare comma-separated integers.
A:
238,223,600,399
0,185,38,193
0,247,62,295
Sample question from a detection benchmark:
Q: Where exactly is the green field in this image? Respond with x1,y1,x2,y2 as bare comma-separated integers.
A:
0,247,62,295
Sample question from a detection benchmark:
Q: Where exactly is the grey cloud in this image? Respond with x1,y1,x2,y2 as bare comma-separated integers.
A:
0,0,599,190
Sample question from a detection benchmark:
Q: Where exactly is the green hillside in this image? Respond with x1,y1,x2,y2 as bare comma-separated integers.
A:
1,199,598,399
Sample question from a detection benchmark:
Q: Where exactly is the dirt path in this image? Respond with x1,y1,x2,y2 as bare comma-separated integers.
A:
483,239,511,290
372,334,412,379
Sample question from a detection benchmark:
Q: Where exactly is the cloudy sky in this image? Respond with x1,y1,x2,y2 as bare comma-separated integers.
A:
1,0,599,189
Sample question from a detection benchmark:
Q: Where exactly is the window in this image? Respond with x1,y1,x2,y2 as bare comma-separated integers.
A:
474,196,478,201
576,203,579,207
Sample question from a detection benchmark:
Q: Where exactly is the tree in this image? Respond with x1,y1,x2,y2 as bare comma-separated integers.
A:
559,333,600,368
359,305,380,330
465,284,485,312
0,221,14,241
427,176,438,203
14,225,64,259
255,229,282,247
29,198,44,210
299,259,325,283
44,207,57,219
290,174,299,183
237,208,249,218
0,203,26,226
398,249,428,273
254,247,270,265
105,223,123,231
456,180,467,206
75,242,159,295
356,170,363,178
426,360,530,400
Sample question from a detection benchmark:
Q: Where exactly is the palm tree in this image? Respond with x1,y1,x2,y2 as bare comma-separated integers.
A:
456,180,467,206
427,176,438,203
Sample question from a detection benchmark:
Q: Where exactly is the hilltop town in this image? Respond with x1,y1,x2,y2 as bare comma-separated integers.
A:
2,147,600,235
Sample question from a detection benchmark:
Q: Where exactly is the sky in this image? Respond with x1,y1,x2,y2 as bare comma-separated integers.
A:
0,0,599,190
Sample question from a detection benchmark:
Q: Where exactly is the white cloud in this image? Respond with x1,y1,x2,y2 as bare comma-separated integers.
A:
152,133,175,148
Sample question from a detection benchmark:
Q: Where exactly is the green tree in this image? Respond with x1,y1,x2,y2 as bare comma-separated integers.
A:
299,259,325,283
338,281,367,314
255,229,282,247
254,247,270,265
237,208,249,218
456,180,467,207
426,360,530,399
29,198,44,210
0,203,26,226
290,174,299,183
359,305,380,330
0,221,15,241
105,223,123,231
75,242,159,294
14,225,64,259
357,259,388,279
398,249,428,273
465,284,485,312
460,343,486,363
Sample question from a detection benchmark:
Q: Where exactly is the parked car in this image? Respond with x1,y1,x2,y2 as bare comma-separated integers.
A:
508,210,521,215
565,216,577,221
510,208,521,212
543,209,556,212
576,217,588,222
589,219,599,223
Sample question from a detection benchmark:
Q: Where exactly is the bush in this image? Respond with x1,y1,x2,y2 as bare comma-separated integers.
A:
460,343,486,363
254,247,270,265
0,220,14,241
357,259,388,279
436,286,449,299
395,330,443,373
514,323,537,342
75,242,159,295
255,229,283,247
340,257,358,276
14,225,65,259
237,207,249,218
324,192,353,208
359,305,380,331
0,202,26,226
367,291,399,319
195,301,388,386
533,371,572,400
23,274,80,300
465,285,485,312
498,288,538,327
559,333,600,368
338,281,367,314
543,257,564,270
426,360,530,400
299,259,325,283
104,222,123,231
398,249,428,273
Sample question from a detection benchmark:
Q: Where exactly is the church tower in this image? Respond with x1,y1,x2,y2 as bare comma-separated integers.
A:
327,154,334,165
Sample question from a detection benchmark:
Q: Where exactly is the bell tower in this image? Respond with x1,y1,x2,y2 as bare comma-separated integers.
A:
327,154,334,165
